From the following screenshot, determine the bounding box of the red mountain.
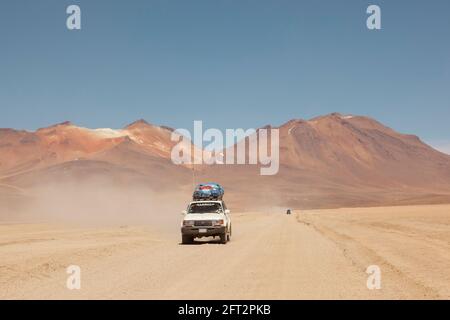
[1,113,450,211]
[198,113,450,208]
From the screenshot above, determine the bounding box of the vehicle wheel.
[219,233,227,244]
[182,235,192,244]
[227,226,232,241]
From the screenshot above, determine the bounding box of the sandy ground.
[0,204,449,300]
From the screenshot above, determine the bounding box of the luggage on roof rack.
[193,183,224,201]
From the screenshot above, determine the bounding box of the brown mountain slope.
[0,122,126,177]
[1,113,450,212]
[277,113,450,190]
[198,113,450,209]
[0,120,180,177]
[0,121,193,221]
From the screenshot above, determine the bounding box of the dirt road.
[1,205,449,299]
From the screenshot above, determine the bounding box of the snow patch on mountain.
[91,128,127,138]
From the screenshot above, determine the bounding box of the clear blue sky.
[1,0,449,151]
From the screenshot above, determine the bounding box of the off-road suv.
[181,200,232,244]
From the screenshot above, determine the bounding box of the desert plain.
[1,204,449,300]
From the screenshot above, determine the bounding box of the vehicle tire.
[182,235,192,244]
[227,226,232,242]
[219,233,227,244]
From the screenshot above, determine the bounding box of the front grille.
[194,220,213,227]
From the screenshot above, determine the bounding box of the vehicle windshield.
[188,202,222,214]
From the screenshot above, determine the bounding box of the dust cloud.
[0,178,191,234]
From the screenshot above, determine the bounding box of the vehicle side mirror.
[225,209,230,214]
[181,210,187,215]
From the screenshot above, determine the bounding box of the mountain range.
[1,113,450,211]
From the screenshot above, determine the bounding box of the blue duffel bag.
[193,183,224,201]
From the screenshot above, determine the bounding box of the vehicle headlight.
[213,219,224,226]
[183,220,195,227]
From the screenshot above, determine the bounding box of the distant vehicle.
[193,182,224,201]
[181,200,232,244]
[286,209,291,215]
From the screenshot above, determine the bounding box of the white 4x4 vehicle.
[181,201,232,244]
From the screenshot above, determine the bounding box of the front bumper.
[181,226,226,237]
